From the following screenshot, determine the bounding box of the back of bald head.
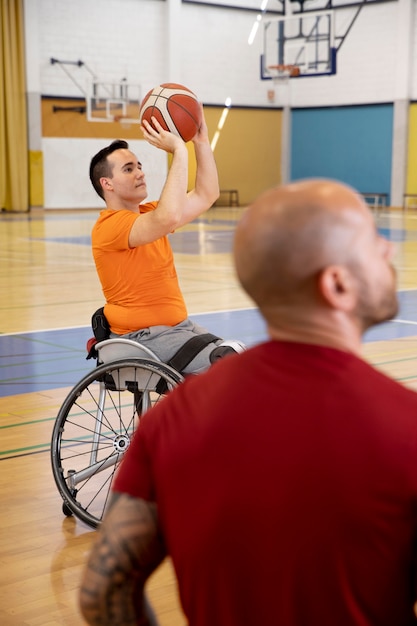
[233,179,366,309]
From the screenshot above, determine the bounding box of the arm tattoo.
[79,494,166,625]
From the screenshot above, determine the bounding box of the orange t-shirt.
[92,202,187,334]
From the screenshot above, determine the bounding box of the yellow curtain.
[0,0,29,212]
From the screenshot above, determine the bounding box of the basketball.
[139,83,202,142]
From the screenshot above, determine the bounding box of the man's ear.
[100,177,113,193]
[318,265,357,312]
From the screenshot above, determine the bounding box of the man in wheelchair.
[88,106,244,375]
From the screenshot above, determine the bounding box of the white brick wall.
[294,3,398,107]
[42,137,167,209]
[38,0,167,99]
[24,0,416,208]
[31,0,416,107]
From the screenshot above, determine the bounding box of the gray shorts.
[110,318,223,374]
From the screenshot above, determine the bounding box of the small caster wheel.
[62,501,73,517]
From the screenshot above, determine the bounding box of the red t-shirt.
[92,203,187,334]
[114,341,417,626]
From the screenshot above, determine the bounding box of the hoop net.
[268,64,300,85]
[113,114,132,129]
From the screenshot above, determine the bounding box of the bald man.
[79,180,417,626]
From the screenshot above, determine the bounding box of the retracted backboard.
[86,81,142,123]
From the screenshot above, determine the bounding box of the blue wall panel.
[291,105,393,202]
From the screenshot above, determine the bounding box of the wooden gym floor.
[1,205,417,625]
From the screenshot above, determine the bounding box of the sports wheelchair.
[51,308,240,529]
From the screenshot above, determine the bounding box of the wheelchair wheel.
[51,358,183,529]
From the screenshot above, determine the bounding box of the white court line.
[0,307,259,337]
[2,309,417,337]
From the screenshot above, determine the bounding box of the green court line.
[1,427,128,459]
[0,400,133,430]
[0,415,58,429]
[371,355,417,367]
[0,441,50,457]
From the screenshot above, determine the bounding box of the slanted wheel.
[51,358,183,528]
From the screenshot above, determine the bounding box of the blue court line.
[1,295,417,398]
[31,235,92,246]
[22,222,416,257]
[0,212,98,223]
[378,227,413,242]
[0,310,265,398]
[31,228,236,255]
[170,231,234,254]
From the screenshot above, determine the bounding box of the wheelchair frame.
[50,338,184,528]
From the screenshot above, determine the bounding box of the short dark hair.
[89,139,129,199]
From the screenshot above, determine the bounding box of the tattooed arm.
[79,492,166,625]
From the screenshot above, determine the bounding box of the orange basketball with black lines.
[139,83,202,143]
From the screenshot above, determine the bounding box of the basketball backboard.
[260,10,336,80]
[86,81,142,123]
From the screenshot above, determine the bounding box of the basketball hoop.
[268,64,300,85]
[113,114,132,129]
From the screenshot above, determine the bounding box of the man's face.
[349,206,398,330]
[103,149,147,203]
